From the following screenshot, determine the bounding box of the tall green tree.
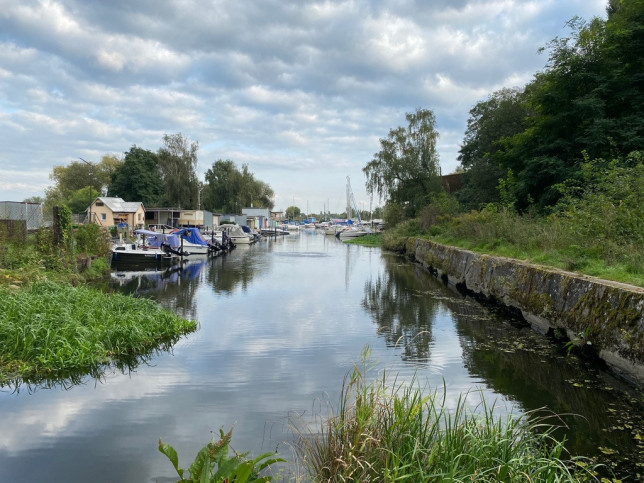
[238,164,274,209]
[491,0,644,209]
[457,88,528,208]
[157,133,199,208]
[285,206,301,219]
[44,154,123,215]
[363,108,441,217]
[202,160,274,213]
[203,160,239,213]
[108,146,164,206]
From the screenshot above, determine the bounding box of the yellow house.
[87,197,145,228]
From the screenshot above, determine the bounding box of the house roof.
[95,197,144,213]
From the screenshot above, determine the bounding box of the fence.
[0,201,44,231]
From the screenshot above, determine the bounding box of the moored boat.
[110,229,187,267]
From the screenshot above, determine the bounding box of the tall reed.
[295,351,599,482]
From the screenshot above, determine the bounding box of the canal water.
[0,231,642,481]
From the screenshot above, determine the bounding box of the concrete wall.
[396,238,644,386]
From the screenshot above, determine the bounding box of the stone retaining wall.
[398,238,644,386]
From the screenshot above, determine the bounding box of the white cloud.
[0,0,608,210]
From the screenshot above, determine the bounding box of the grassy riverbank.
[342,233,382,247]
[0,281,197,384]
[295,350,599,482]
[0,223,197,384]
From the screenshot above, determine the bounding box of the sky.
[0,0,608,215]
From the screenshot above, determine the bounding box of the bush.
[75,224,111,257]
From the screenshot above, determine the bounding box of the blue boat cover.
[174,228,210,246]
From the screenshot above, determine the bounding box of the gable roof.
[95,197,144,213]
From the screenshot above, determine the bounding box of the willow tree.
[363,108,441,218]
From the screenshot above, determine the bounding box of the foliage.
[457,1,644,210]
[74,224,111,257]
[285,206,301,220]
[44,155,122,215]
[56,205,73,250]
[554,151,644,256]
[158,133,200,209]
[386,176,643,286]
[0,281,197,382]
[457,88,527,209]
[417,191,462,232]
[64,186,96,215]
[203,159,275,213]
[363,108,442,217]
[296,348,598,482]
[159,427,283,482]
[109,146,164,206]
[382,201,406,228]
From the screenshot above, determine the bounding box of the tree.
[108,146,164,205]
[203,160,239,213]
[492,2,644,209]
[457,88,528,208]
[44,154,123,215]
[202,160,274,213]
[363,108,441,217]
[285,206,301,219]
[238,164,274,210]
[157,133,199,208]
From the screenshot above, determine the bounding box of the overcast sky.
[0,0,608,214]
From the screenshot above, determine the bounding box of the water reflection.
[364,252,644,477]
[363,258,440,363]
[0,233,641,482]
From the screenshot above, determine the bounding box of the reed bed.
[296,354,599,482]
[0,281,196,382]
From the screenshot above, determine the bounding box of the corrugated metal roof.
[97,197,143,213]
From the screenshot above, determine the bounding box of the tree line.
[365,0,643,217]
[38,133,275,216]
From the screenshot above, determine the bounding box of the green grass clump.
[296,350,598,482]
[342,234,382,247]
[0,281,197,383]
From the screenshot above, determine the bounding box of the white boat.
[218,224,252,245]
[336,226,371,240]
[324,225,344,236]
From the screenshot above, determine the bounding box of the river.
[0,230,642,481]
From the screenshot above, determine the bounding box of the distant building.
[441,173,463,194]
[145,208,214,230]
[242,207,270,229]
[88,197,145,228]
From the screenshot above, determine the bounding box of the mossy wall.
[392,237,644,386]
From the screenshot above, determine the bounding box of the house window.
[138,214,142,221]
[101,213,106,221]
[96,201,104,207]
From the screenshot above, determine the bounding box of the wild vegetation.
[0,281,196,384]
[368,1,643,287]
[295,348,600,482]
[343,233,382,247]
[0,208,197,385]
[159,427,284,483]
